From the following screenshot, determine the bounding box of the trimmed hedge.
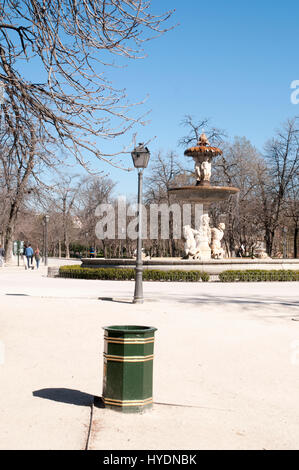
[59,266,299,282]
[59,265,210,282]
[219,269,299,282]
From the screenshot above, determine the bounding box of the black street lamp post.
[85,232,88,258]
[283,226,288,259]
[44,214,50,266]
[42,219,45,263]
[131,143,150,304]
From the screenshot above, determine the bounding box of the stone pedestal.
[254,241,270,259]
[194,204,211,261]
[196,240,211,261]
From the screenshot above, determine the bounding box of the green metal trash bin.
[102,325,157,413]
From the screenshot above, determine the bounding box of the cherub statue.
[198,214,211,243]
[183,225,200,259]
[193,157,201,185]
[193,158,212,185]
[211,223,225,259]
[191,133,212,185]
[200,161,211,182]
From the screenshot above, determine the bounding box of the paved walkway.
[0,262,299,449]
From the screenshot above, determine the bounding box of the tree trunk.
[224,239,231,258]
[3,127,36,262]
[4,221,15,262]
[294,226,298,258]
[4,201,20,262]
[265,228,274,256]
[64,220,70,258]
[172,239,176,257]
[65,238,70,258]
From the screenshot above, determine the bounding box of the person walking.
[34,247,41,269]
[22,243,27,269]
[0,244,5,267]
[25,244,34,270]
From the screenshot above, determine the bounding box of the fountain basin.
[168,185,240,203]
[81,257,299,276]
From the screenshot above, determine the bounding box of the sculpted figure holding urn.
[211,223,225,259]
[193,158,212,185]
[183,225,200,259]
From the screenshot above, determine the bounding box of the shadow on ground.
[99,297,133,304]
[5,293,29,296]
[33,388,94,406]
[168,294,299,308]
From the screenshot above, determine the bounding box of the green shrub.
[219,269,299,282]
[59,265,209,282]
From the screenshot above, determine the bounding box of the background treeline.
[1,116,298,260]
[0,4,297,260]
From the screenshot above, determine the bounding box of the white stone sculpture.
[184,216,226,261]
[253,241,270,259]
[198,214,211,241]
[194,158,201,184]
[200,161,211,182]
[183,225,200,259]
[211,223,225,259]
[193,158,212,185]
[193,214,211,260]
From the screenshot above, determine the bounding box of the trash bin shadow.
[33,388,94,406]
[99,297,156,304]
[93,396,105,408]
[99,297,133,304]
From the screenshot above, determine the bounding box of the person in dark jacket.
[25,244,34,269]
[0,244,5,267]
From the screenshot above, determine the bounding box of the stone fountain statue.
[192,133,213,186]
[211,223,225,259]
[82,128,298,276]
[183,225,200,259]
[169,133,240,260]
[195,213,212,260]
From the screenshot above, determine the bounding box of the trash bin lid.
[103,325,157,334]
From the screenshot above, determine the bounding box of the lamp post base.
[133,297,144,304]
[133,267,144,304]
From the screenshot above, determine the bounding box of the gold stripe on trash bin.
[104,353,154,363]
[102,397,153,407]
[104,336,155,344]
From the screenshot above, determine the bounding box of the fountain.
[81,133,299,276]
[168,133,239,260]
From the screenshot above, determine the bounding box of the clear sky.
[38,1,299,196]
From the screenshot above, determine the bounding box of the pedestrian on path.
[34,247,41,269]
[25,244,34,269]
[0,244,5,267]
[22,244,27,269]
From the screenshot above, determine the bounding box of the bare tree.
[285,179,299,258]
[39,175,83,258]
[144,151,183,204]
[211,137,264,255]
[0,119,52,259]
[259,118,299,255]
[77,175,116,256]
[144,151,187,256]
[0,1,173,168]
[0,84,71,260]
[0,1,173,257]
[178,115,226,148]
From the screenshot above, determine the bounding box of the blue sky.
[23,0,299,196]
[95,0,299,197]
